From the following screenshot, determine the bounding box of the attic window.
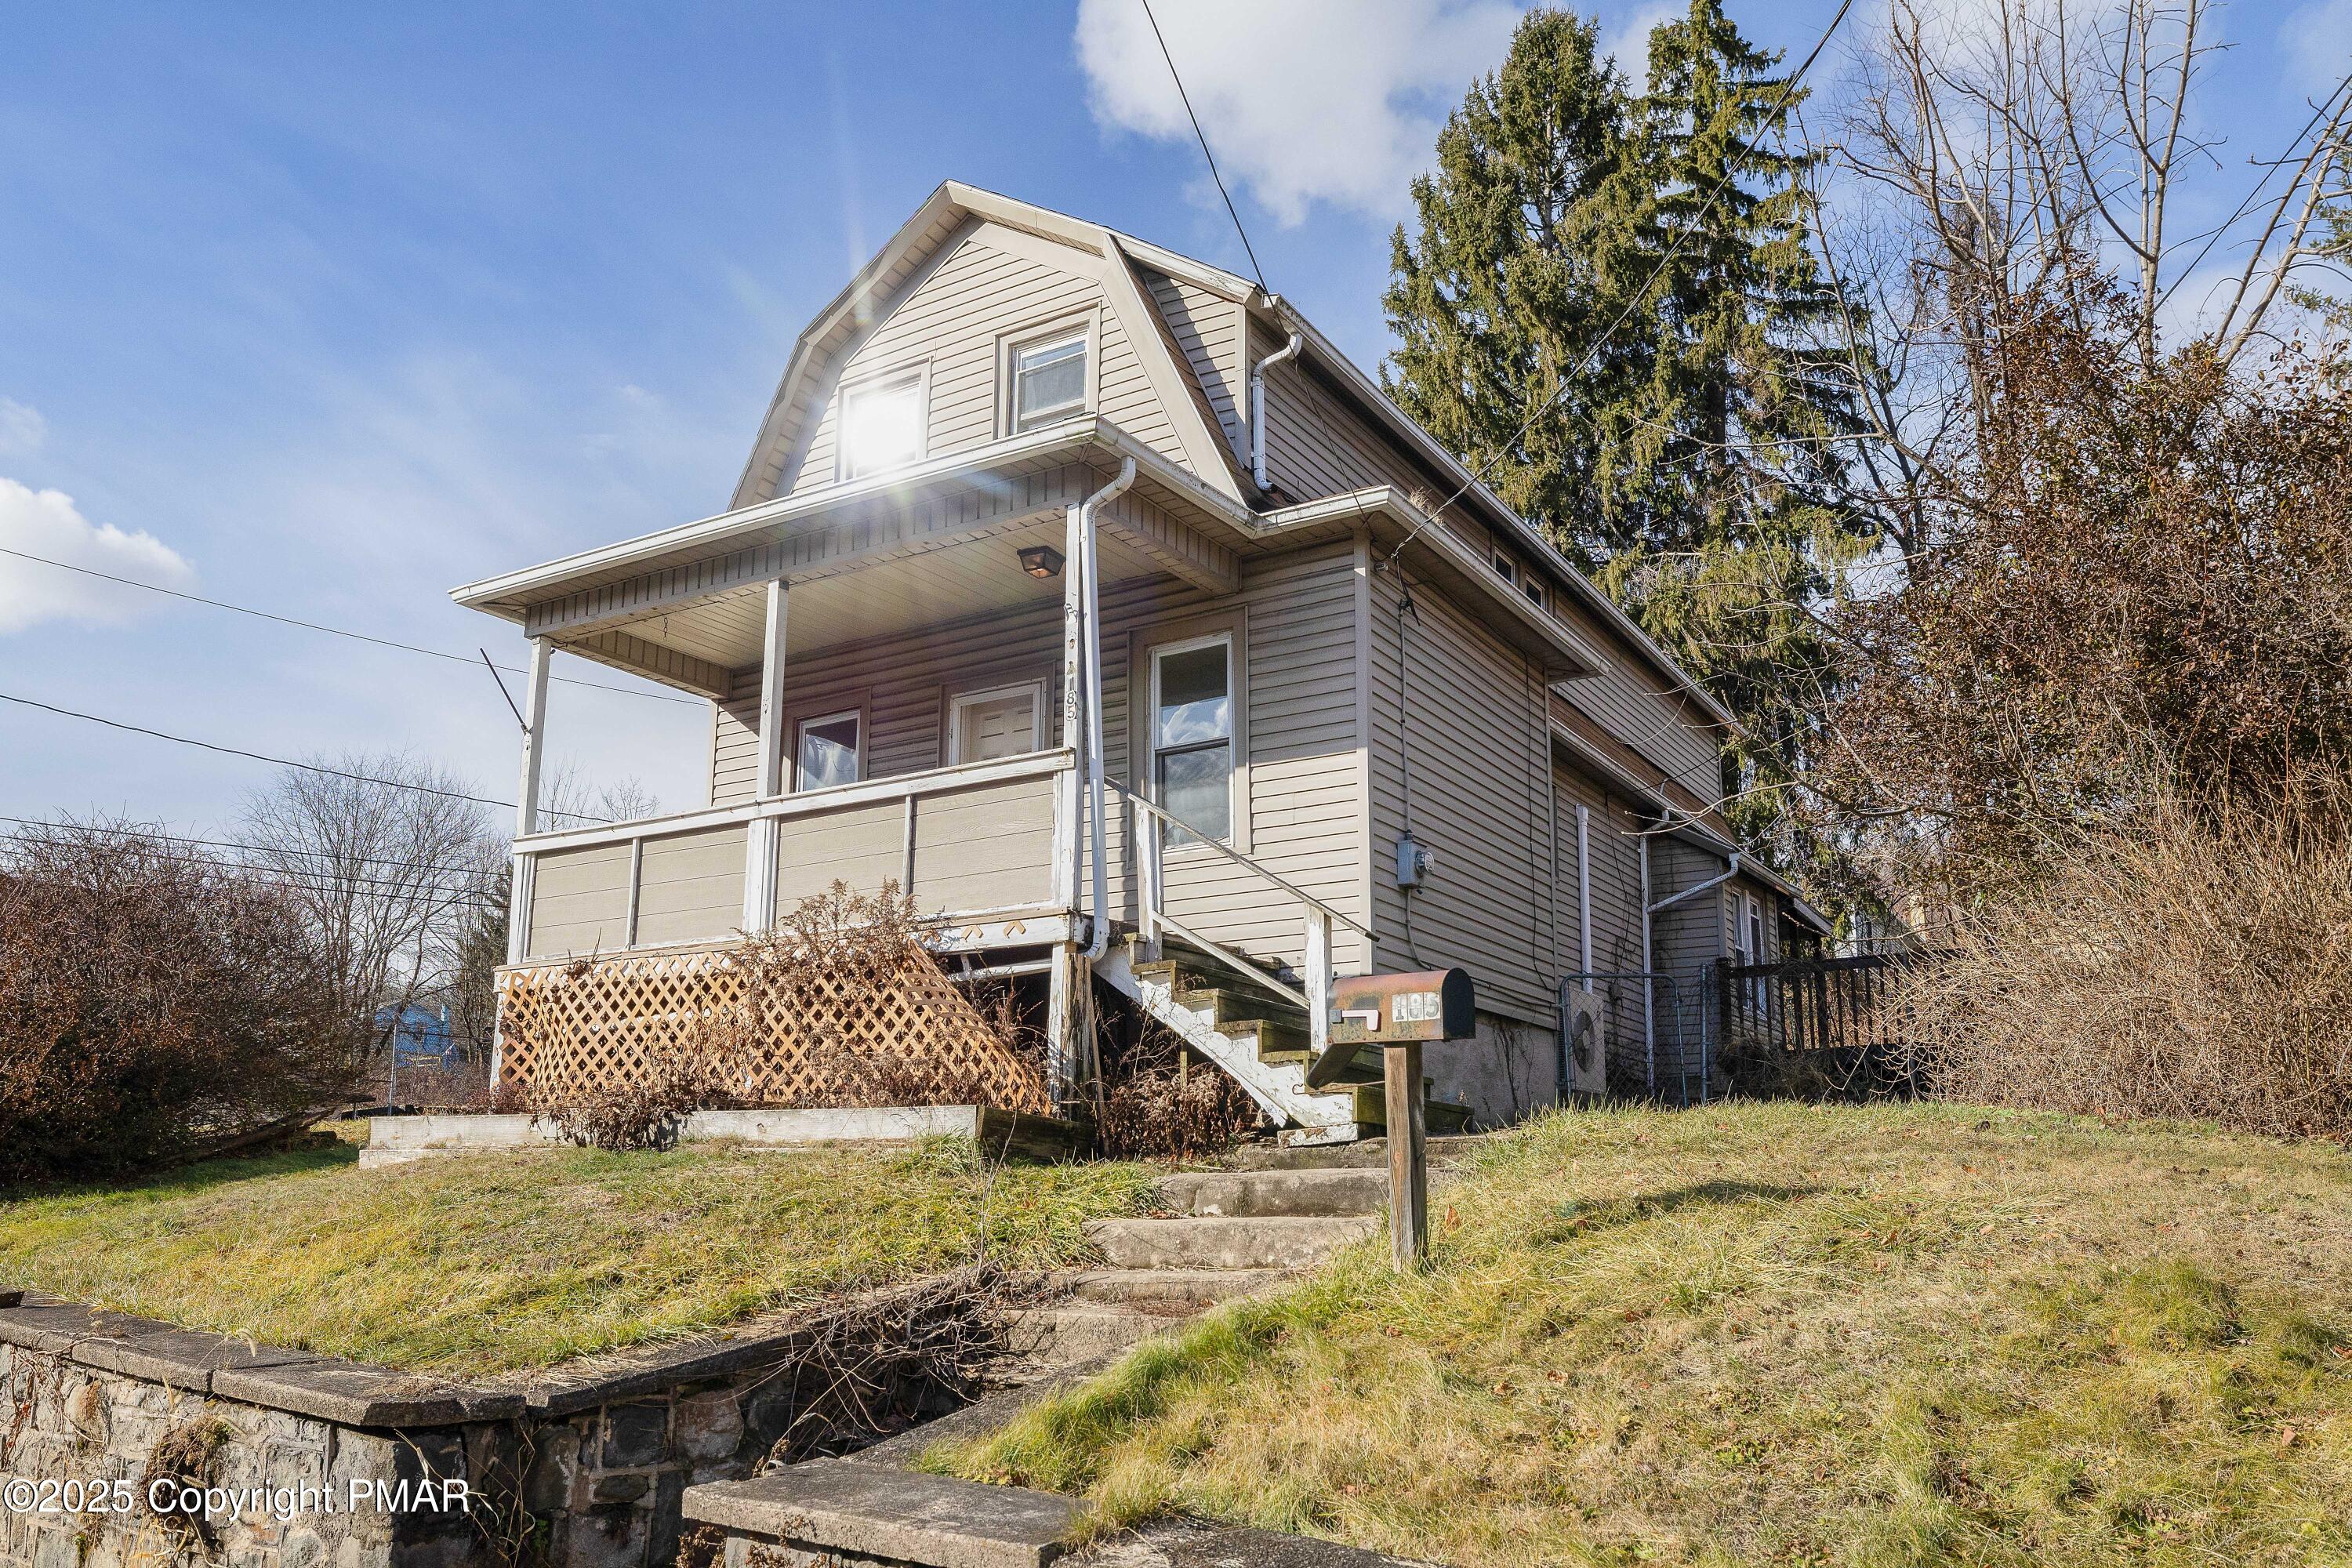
[1523,577,1546,611]
[1491,552,1516,585]
[1011,331,1088,433]
[839,371,925,481]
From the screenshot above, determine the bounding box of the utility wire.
[1138,0,1268,295]
[0,690,608,825]
[0,815,501,881]
[0,545,699,707]
[1381,0,1858,571]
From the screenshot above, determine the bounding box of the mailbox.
[1327,968,1475,1046]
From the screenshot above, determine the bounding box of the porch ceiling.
[585,514,1170,679]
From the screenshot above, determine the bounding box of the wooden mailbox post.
[1306,968,1475,1269]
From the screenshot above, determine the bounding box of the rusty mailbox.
[1327,967,1475,1047]
[1305,967,1474,1273]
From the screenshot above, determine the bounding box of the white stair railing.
[1112,782,1366,1059]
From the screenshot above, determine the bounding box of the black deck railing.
[1715,953,1927,1100]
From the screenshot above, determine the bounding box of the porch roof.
[451,421,1610,698]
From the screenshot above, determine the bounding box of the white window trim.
[834,363,930,483]
[1146,630,1240,852]
[1491,551,1517,585]
[1523,577,1547,611]
[1000,313,1099,438]
[946,680,1047,766]
[792,707,866,793]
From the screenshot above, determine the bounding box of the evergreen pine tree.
[1382,10,1635,555]
[1385,2,1871,858]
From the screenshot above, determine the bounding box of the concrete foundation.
[358,1107,1083,1168]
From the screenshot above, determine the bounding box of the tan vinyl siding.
[707,541,1370,974]
[911,774,1058,913]
[1560,660,1722,802]
[1650,835,1733,1097]
[1552,765,1653,1085]
[633,824,747,948]
[1364,562,1556,1021]
[784,230,1197,498]
[772,805,901,910]
[1146,271,1245,459]
[525,842,633,960]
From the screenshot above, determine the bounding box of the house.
[452,181,1827,1138]
[374,1004,453,1065]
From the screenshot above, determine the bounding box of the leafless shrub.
[1093,1003,1265,1161]
[1900,781,2352,1140]
[0,819,351,1184]
[519,955,750,1151]
[514,882,1049,1145]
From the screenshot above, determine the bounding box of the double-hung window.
[1150,637,1232,847]
[795,711,862,791]
[838,372,924,481]
[1010,330,1087,433]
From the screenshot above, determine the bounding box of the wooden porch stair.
[1095,936,1473,1142]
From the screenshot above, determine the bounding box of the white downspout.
[1079,458,1134,960]
[1649,854,1740,916]
[1250,331,1304,492]
[1638,833,1654,1093]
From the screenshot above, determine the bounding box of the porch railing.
[509,749,1076,964]
[1716,953,1928,1100]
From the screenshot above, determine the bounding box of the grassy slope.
[0,1136,1153,1378]
[939,1102,2352,1567]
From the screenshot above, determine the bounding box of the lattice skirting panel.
[496,945,1051,1113]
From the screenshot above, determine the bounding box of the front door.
[949,683,1041,764]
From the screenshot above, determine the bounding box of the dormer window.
[1011,330,1088,433]
[839,371,925,481]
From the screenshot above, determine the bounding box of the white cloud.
[2281,0,2352,94]
[0,478,196,633]
[0,399,46,457]
[1073,0,1526,224]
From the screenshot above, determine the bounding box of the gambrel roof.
[728,181,1738,732]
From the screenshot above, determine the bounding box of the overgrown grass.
[935,1102,2352,1566]
[0,1137,1154,1378]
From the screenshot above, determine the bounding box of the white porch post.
[743,576,788,934]
[1044,503,1088,1109]
[505,636,551,966]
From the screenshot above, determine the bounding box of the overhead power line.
[1383,0,1859,569]
[1138,0,1269,295]
[0,815,501,881]
[0,545,699,707]
[0,690,608,825]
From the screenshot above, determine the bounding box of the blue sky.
[2,0,2338,840]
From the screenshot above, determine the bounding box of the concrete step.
[1051,1267,1283,1310]
[1155,1167,1386,1218]
[1004,1305,1165,1369]
[1086,1215,1374,1271]
[1230,1134,1493,1171]
[684,1459,1075,1568]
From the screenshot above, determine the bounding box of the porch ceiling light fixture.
[1018,544,1065,579]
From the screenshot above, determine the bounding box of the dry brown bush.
[515,882,1049,1148]
[1901,784,2352,1140]
[1093,1001,1265,1161]
[0,819,351,1184]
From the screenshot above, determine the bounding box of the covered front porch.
[456,422,1351,1112]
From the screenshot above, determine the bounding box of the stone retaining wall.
[0,1288,982,1568]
